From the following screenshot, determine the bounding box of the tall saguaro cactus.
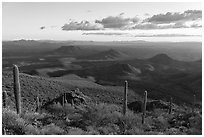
[13,65,21,115]
[192,94,196,113]
[2,91,7,108]
[169,97,173,114]
[123,80,128,115]
[142,91,147,124]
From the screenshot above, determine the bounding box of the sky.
[2,2,202,42]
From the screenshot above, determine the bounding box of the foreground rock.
[42,88,90,109]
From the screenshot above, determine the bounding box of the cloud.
[147,10,202,24]
[95,14,139,29]
[83,32,201,37]
[133,34,201,37]
[132,21,196,30]
[62,21,103,31]
[119,12,125,16]
[82,32,128,36]
[133,23,159,30]
[191,23,202,28]
[40,26,45,30]
[144,13,150,16]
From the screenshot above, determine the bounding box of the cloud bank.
[41,10,202,31]
[62,21,103,31]
[83,32,201,37]
[147,10,202,24]
[95,14,139,29]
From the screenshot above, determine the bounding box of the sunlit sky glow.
[2,2,202,42]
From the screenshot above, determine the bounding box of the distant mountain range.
[2,40,202,61]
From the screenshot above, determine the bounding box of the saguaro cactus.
[3,127,6,135]
[123,80,128,115]
[71,99,75,106]
[169,97,173,114]
[142,91,147,124]
[13,65,21,115]
[64,92,67,104]
[62,94,65,106]
[2,91,7,108]
[192,94,196,113]
[36,96,40,113]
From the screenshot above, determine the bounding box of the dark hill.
[53,46,82,55]
[148,53,174,64]
[51,46,97,57]
[82,63,142,82]
[105,63,141,76]
[81,49,128,60]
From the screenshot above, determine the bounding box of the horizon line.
[2,39,202,43]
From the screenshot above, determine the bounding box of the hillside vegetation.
[2,71,202,135]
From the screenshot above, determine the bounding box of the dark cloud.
[95,15,139,29]
[144,13,150,16]
[82,32,128,36]
[134,34,201,37]
[132,22,190,30]
[40,26,45,30]
[133,23,159,30]
[147,10,202,24]
[83,32,200,37]
[119,12,125,16]
[191,23,202,28]
[62,21,103,31]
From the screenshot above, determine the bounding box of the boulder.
[42,88,89,108]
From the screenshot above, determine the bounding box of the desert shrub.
[24,125,41,135]
[22,111,46,124]
[77,103,152,134]
[40,123,64,135]
[165,127,185,135]
[97,123,120,135]
[189,112,202,130]
[2,108,26,134]
[46,102,77,117]
[85,126,100,135]
[68,127,85,135]
[2,108,65,135]
[187,112,202,135]
[79,103,122,127]
[152,115,169,131]
[187,128,202,135]
[125,126,145,135]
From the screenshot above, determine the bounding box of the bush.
[40,123,64,135]
[2,108,26,134]
[68,127,85,135]
[2,108,64,135]
[3,101,201,135]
